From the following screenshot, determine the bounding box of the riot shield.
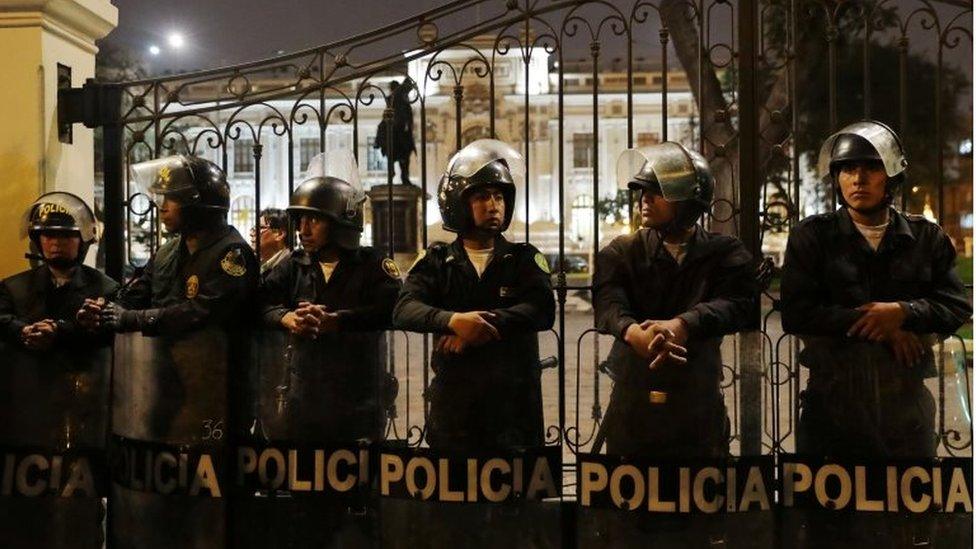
[0,341,111,549]
[379,326,564,548]
[233,326,387,548]
[779,336,973,548]
[109,327,231,549]
[574,331,775,547]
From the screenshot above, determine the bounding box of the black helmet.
[130,155,230,211]
[438,139,522,233]
[818,120,907,207]
[288,176,365,250]
[23,192,98,264]
[618,141,714,231]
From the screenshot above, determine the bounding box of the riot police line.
[0,122,971,547]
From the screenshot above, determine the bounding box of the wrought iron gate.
[63,0,972,545]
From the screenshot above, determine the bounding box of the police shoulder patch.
[220,247,247,277]
[534,252,551,274]
[408,250,427,274]
[382,258,401,279]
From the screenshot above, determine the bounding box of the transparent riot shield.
[779,336,973,548]
[109,328,231,549]
[0,340,111,549]
[572,327,775,548]
[233,322,387,548]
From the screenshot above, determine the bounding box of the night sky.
[103,0,468,74]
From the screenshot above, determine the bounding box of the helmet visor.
[617,143,700,202]
[817,121,906,180]
[130,156,199,207]
[446,139,526,189]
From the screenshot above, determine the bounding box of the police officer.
[595,142,757,458]
[90,155,258,338]
[0,192,118,549]
[781,120,971,459]
[260,171,400,442]
[393,139,555,451]
[86,155,257,549]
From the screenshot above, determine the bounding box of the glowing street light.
[148,45,161,56]
[167,32,185,49]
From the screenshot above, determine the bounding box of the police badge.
[382,258,401,279]
[220,248,247,277]
[185,275,200,298]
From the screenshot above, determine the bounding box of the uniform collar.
[449,234,514,260]
[837,207,915,247]
[32,264,86,292]
[644,224,719,264]
[292,247,363,266]
[178,224,233,256]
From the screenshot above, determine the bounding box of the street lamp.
[167,32,185,49]
[148,45,161,56]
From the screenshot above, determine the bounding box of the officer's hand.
[100,302,140,333]
[847,302,906,342]
[76,297,105,331]
[285,303,323,338]
[885,329,926,368]
[644,319,688,369]
[281,311,302,334]
[647,332,688,370]
[655,318,689,347]
[624,322,656,359]
[436,335,467,354]
[22,320,57,350]
[448,311,500,346]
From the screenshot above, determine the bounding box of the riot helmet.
[438,139,523,233]
[817,120,907,208]
[290,150,366,251]
[288,176,365,251]
[130,155,231,211]
[617,141,714,232]
[22,192,98,265]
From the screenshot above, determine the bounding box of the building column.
[0,0,117,277]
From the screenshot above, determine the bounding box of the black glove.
[100,302,152,333]
[756,257,775,293]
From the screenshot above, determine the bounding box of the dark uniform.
[595,225,756,457]
[395,236,554,450]
[781,207,971,458]
[117,224,257,337]
[0,193,118,549]
[259,246,401,441]
[0,265,118,445]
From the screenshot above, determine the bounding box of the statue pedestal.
[367,184,425,267]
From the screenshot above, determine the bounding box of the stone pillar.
[0,0,117,277]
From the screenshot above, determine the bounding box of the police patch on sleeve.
[382,258,401,279]
[408,250,426,274]
[534,252,551,274]
[220,248,248,277]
